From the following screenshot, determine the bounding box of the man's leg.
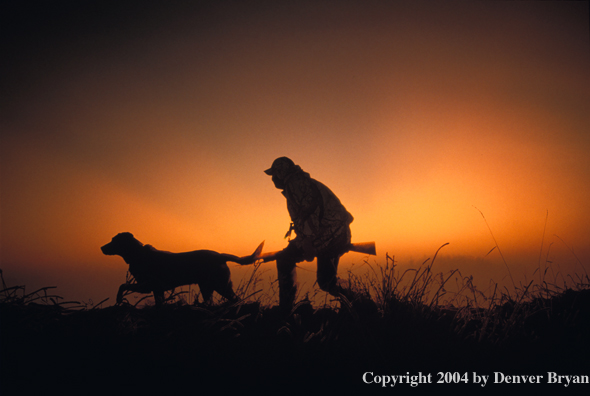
[316,255,340,296]
[275,241,304,312]
[316,226,354,298]
[276,257,297,312]
[317,255,356,301]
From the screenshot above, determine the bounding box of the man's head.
[265,157,296,189]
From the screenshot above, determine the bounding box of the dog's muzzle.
[101,243,115,255]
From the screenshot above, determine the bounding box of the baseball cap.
[264,157,295,175]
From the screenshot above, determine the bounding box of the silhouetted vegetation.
[1,252,589,393]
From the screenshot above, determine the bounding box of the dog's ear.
[115,232,143,248]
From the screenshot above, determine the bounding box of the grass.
[1,245,589,393]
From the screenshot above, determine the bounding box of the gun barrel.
[257,241,376,262]
[258,251,282,262]
[349,242,376,256]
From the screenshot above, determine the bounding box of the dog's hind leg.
[217,281,238,303]
[153,290,165,306]
[213,264,238,302]
[199,284,214,304]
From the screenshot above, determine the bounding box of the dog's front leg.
[116,283,151,304]
[116,283,131,305]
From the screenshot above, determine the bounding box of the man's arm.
[287,178,323,237]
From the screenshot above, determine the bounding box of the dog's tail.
[224,241,265,265]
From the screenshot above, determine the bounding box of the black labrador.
[101,232,263,305]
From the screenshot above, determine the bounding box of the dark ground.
[1,289,589,395]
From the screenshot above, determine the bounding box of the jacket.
[281,166,353,253]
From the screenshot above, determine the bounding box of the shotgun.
[257,241,376,262]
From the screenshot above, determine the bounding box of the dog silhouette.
[101,232,263,305]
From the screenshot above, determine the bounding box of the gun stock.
[257,241,376,263]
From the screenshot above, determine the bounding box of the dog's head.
[101,232,143,258]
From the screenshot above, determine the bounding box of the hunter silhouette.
[264,157,355,312]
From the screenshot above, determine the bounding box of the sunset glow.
[2,1,589,304]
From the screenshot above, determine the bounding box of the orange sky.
[2,1,589,305]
